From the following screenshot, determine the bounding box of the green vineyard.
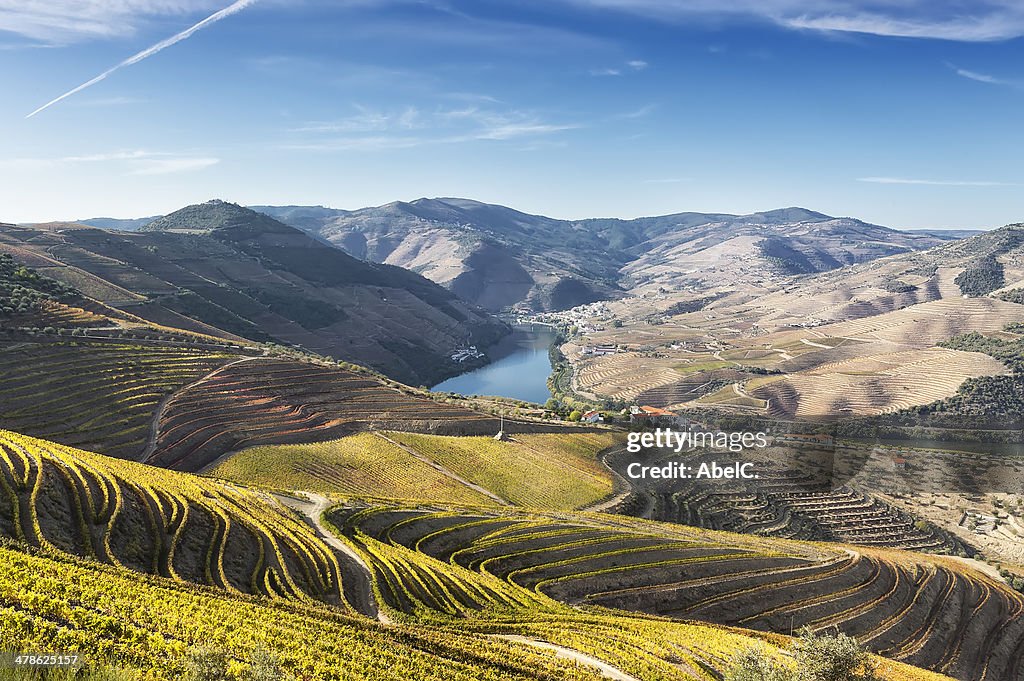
[0,341,234,459]
[212,431,621,510]
[0,429,958,681]
[0,430,343,603]
[336,503,1024,681]
[208,432,497,505]
[147,358,505,471]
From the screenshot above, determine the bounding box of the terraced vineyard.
[574,352,683,401]
[0,543,620,681]
[3,298,111,328]
[338,503,1024,681]
[0,341,235,458]
[813,298,1024,348]
[383,432,619,509]
[146,358,506,471]
[0,538,955,681]
[213,432,621,510]
[208,432,497,505]
[656,478,967,553]
[0,430,346,603]
[0,432,954,681]
[752,348,1007,418]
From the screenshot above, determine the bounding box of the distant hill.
[734,222,1024,328]
[78,215,160,231]
[76,200,954,312]
[253,200,947,311]
[905,228,987,240]
[0,200,508,385]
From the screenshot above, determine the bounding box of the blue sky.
[1,1,1022,229]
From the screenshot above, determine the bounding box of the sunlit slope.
[0,341,235,459]
[148,357,504,472]
[0,541,955,681]
[337,503,1024,681]
[212,431,622,510]
[0,544,616,681]
[0,432,951,681]
[207,432,496,505]
[0,430,344,603]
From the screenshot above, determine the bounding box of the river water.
[432,326,556,404]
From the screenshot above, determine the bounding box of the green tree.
[726,630,879,681]
[725,645,794,681]
[185,649,229,681]
[792,629,878,681]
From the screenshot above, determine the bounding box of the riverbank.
[432,325,558,404]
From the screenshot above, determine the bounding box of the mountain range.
[82,199,953,312]
[1,201,506,385]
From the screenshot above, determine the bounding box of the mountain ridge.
[0,201,509,385]
[76,198,954,312]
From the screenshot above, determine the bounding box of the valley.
[1,201,1022,681]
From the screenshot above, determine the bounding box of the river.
[432,326,556,404]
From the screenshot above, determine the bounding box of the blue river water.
[431,326,556,404]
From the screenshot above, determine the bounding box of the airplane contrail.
[26,0,259,119]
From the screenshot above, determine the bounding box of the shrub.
[726,630,878,681]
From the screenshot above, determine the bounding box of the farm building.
[629,405,678,426]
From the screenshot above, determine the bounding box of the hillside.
[0,429,960,681]
[248,201,947,311]
[565,223,1024,421]
[0,430,347,603]
[1,201,509,385]
[209,431,622,509]
[74,200,948,313]
[336,502,1022,681]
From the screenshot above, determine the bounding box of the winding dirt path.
[490,635,640,681]
[273,491,392,624]
[583,445,633,513]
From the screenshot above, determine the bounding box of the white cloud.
[945,63,1021,88]
[130,157,220,174]
[954,68,1001,84]
[560,1,1024,42]
[0,1,229,44]
[0,150,219,175]
[643,177,690,184]
[25,0,258,117]
[591,59,649,77]
[857,177,1018,187]
[285,105,581,152]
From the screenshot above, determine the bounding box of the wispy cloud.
[25,0,258,118]
[561,1,1024,42]
[857,176,1019,187]
[0,1,238,44]
[285,105,581,152]
[643,177,690,184]
[954,68,1001,84]
[616,104,656,119]
[945,62,1021,88]
[591,59,650,77]
[130,157,220,175]
[0,150,219,175]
